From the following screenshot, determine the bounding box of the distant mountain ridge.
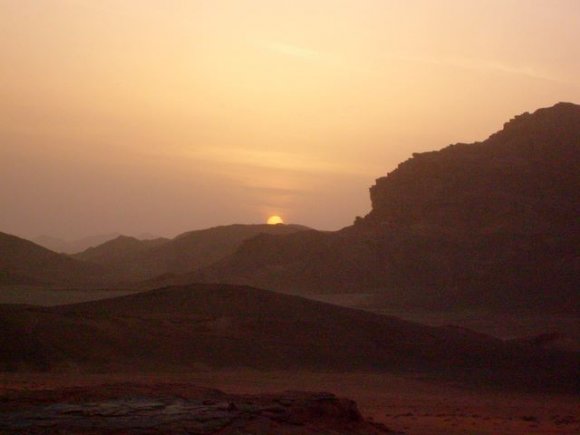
[74,224,311,282]
[74,235,169,267]
[0,232,104,286]
[188,103,580,313]
[33,233,123,254]
[1,224,311,287]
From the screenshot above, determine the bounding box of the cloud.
[398,54,570,84]
[188,147,365,176]
[256,39,374,75]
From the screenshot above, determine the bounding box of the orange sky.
[1,0,579,239]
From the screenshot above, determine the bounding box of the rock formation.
[0,383,395,434]
[363,102,579,233]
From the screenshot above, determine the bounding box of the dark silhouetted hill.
[75,224,310,282]
[33,233,123,254]
[364,102,579,232]
[0,283,576,391]
[189,103,580,313]
[0,232,105,286]
[75,235,169,268]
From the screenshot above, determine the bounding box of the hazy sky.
[1,0,579,239]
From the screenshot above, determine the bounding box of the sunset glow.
[266,215,284,225]
[1,0,579,239]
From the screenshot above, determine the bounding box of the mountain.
[0,232,104,286]
[75,224,310,282]
[364,102,579,232]
[33,233,123,254]
[31,235,71,254]
[74,235,169,268]
[0,283,576,390]
[188,103,580,313]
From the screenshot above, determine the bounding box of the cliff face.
[364,102,580,234]
[357,102,580,310]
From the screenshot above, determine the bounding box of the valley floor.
[1,370,578,434]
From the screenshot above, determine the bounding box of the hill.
[33,233,123,254]
[0,232,104,286]
[75,224,310,282]
[74,235,169,270]
[0,283,576,390]
[188,103,580,313]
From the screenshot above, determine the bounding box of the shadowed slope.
[0,232,104,286]
[74,224,310,282]
[74,236,169,269]
[33,233,123,254]
[0,284,576,391]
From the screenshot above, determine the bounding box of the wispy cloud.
[185,146,366,176]
[256,39,374,75]
[256,39,570,85]
[398,54,570,84]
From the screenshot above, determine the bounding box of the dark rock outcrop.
[364,102,579,233]
[0,383,395,434]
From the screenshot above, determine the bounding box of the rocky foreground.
[0,382,395,434]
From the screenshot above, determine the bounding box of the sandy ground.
[1,370,578,434]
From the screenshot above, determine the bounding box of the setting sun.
[266,215,284,225]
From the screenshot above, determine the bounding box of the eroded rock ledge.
[0,382,397,434]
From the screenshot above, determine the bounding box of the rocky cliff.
[363,102,579,234]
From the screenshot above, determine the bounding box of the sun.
[266,215,284,225]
